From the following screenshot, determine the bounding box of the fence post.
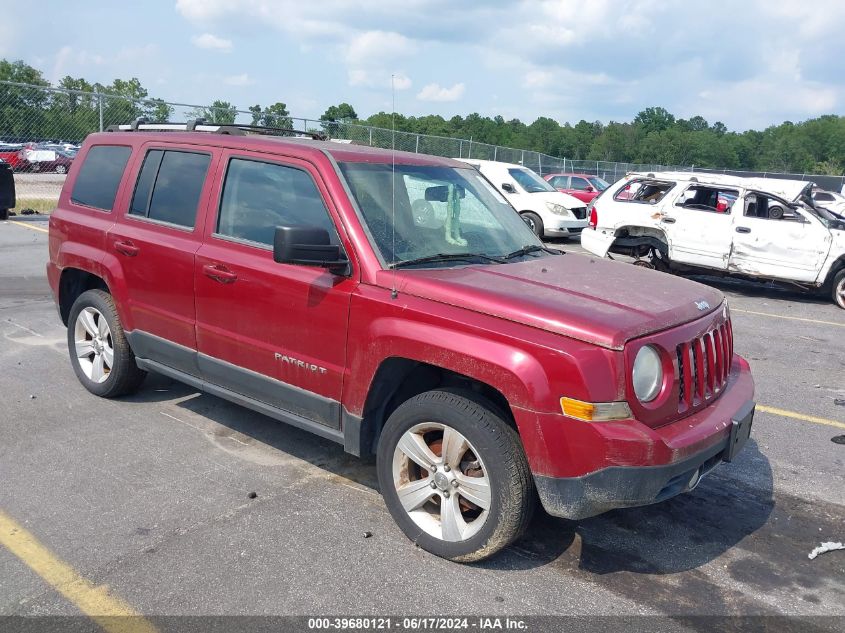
[98,94,104,132]
[521,150,525,165]
[539,154,542,175]
[468,137,472,159]
[415,134,420,153]
[494,146,497,161]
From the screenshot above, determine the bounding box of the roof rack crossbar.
[105,121,326,140]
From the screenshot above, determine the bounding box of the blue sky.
[2,0,844,130]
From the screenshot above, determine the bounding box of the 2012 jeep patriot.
[48,122,755,562]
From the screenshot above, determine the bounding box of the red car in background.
[0,144,25,171]
[545,172,610,203]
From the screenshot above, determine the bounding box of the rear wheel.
[521,211,544,237]
[377,390,535,562]
[55,164,67,174]
[832,270,845,310]
[67,289,146,397]
[0,208,8,221]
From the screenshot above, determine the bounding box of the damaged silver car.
[581,172,845,309]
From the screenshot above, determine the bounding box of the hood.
[382,255,724,350]
[530,190,585,209]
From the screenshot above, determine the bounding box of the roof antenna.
[390,74,398,300]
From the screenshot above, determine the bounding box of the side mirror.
[585,185,594,193]
[273,226,349,274]
[502,183,516,194]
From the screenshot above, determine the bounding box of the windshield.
[338,162,544,267]
[508,168,556,193]
[588,176,610,191]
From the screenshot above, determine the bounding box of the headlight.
[545,202,571,216]
[632,345,663,402]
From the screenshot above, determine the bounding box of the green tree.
[188,100,238,124]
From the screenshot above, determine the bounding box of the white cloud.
[191,33,232,52]
[224,73,254,86]
[348,70,412,91]
[346,30,415,65]
[417,82,465,102]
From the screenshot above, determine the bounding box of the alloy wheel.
[73,307,114,383]
[392,422,491,542]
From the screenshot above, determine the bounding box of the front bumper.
[545,218,588,238]
[518,357,755,520]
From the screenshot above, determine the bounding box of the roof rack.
[105,118,327,140]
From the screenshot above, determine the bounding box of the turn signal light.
[560,397,632,422]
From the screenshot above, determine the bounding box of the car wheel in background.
[67,289,146,397]
[377,389,535,562]
[55,164,67,174]
[832,270,845,310]
[521,211,544,237]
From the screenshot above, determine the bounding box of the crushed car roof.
[627,171,813,201]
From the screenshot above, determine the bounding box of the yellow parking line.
[758,405,845,430]
[732,308,844,328]
[0,510,158,633]
[8,219,49,234]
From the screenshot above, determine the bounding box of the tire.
[521,211,544,238]
[0,208,8,221]
[769,205,784,220]
[377,389,535,562]
[55,164,67,174]
[832,270,845,310]
[67,289,146,397]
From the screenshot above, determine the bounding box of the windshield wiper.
[389,252,506,269]
[502,244,560,260]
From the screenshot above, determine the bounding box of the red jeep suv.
[47,122,755,562]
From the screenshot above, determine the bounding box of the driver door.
[729,192,831,282]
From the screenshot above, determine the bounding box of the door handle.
[661,217,676,224]
[114,240,139,257]
[203,264,238,284]
[735,227,751,234]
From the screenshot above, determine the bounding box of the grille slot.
[572,207,587,219]
[676,319,732,413]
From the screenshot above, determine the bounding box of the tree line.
[2,59,843,175]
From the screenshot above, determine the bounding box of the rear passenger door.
[108,145,217,376]
[194,151,355,430]
[662,184,737,270]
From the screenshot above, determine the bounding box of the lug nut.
[443,491,450,498]
[430,465,437,472]
[443,465,451,472]
[451,479,459,487]
[430,481,437,489]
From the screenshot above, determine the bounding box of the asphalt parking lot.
[1,218,843,629]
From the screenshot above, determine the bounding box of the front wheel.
[521,211,544,237]
[55,164,67,174]
[377,390,535,562]
[832,270,845,309]
[67,289,146,397]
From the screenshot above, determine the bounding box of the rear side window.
[216,158,338,246]
[129,150,210,228]
[614,179,675,204]
[71,145,132,211]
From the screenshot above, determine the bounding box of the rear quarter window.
[614,179,675,204]
[71,145,132,211]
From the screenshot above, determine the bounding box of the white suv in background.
[581,171,845,309]
[456,159,588,239]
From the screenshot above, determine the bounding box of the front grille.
[572,206,587,219]
[676,319,733,413]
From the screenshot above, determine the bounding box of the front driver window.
[216,158,339,246]
[743,193,803,222]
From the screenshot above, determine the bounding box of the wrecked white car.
[581,172,845,309]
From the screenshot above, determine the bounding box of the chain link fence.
[2,80,843,213]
